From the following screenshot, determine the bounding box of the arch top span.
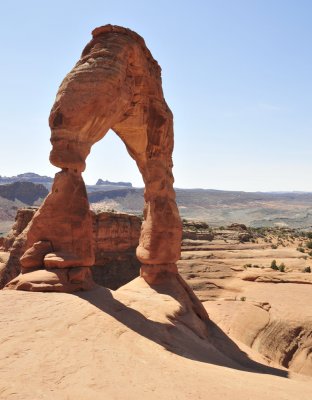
[90,24,162,74]
[9,25,184,291]
[49,24,167,173]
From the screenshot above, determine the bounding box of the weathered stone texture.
[1,208,36,251]
[91,211,141,289]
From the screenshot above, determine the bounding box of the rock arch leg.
[137,153,182,283]
[113,102,182,284]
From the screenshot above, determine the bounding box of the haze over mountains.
[1,172,312,233]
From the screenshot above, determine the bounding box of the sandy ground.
[0,277,311,400]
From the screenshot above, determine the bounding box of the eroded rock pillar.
[7,168,95,292]
[135,135,182,283]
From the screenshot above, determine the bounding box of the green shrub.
[306,240,312,249]
[297,247,305,253]
[240,296,246,301]
[271,244,278,249]
[271,260,278,270]
[303,266,311,273]
[279,263,286,272]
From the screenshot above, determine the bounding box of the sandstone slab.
[5,267,94,292]
[0,280,311,399]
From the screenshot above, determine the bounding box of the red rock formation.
[0,208,37,288]
[91,211,141,289]
[2,208,36,251]
[25,170,95,269]
[6,25,194,295]
[48,24,182,272]
[93,211,141,253]
[1,208,142,289]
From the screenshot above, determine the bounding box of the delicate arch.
[17,25,182,287]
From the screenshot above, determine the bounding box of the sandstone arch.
[8,25,184,291]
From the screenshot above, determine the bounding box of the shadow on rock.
[77,283,288,379]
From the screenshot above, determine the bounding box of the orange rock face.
[93,211,141,254]
[1,208,35,252]
[91,211,141,289]
[25,170,95,267]
[1,208,142,290]
[7,24,183,291]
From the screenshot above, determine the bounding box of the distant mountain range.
[0,173,53,186]
[88,187,312,229]
[1,172,312,232]
[0,173,133,191]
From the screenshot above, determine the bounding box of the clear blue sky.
[0,0,311,191]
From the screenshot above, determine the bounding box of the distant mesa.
[96,178,132,187]
[0,172,53,185]
[0,182,48,205]
[88,188,138,203]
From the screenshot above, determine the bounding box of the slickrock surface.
[205,284,312,376]
[178,227,312,376]
[5,267,95,292]
[0,278,311,400]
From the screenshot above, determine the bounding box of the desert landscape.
[3,173,312,236]
[0,207,311,399]
[1,2,311,399]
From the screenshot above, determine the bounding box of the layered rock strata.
[91,211,141,289]
[1,208,141,290]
